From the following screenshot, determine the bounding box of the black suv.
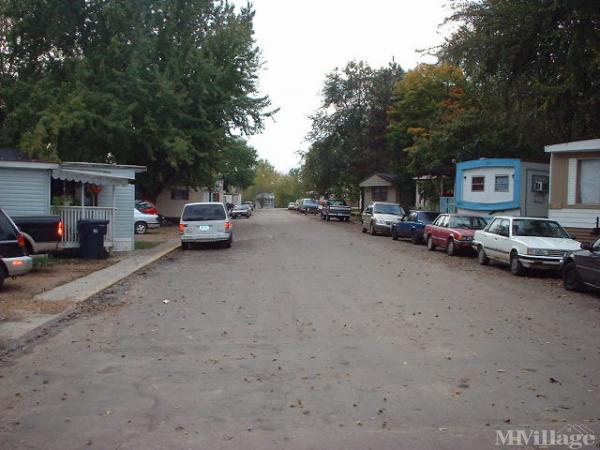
[562,238,600,292]
[0,209,33,289]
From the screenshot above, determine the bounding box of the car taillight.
[57,220,64,238]
[178,223,186,234]
[17,233,25,248]
[224,221,231,230]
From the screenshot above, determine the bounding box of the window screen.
[495,175,509,192]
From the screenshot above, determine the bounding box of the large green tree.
[0,0,272,196]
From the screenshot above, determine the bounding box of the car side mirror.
[581,242,593,251]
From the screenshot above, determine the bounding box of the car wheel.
[369,222,377,236]
[427,236,436,251]
[446,239,456,256]
[181,242,191,250]
[0,268,5,289]
[563,262,584,291]
[477,246,489,265]
[411,232,420,245]
[225,237,232,248]
[392,229,398,240]
[135,221,147,234]
[510,252,525,276]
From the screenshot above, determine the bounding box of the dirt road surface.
[1,209,599,449]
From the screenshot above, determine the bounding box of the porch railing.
[51,206,116,248]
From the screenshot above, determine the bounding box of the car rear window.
[182,204,226,221]
[0,210,18,241]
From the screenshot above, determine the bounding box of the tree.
[301,61,404,199]
[439,0,600,150]
[0,0,273,196]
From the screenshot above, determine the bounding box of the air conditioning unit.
[534,180,548,193]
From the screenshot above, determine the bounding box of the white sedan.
[473,216,581,275]
[134,208,160,234]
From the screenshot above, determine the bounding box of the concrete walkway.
[1,239,179,351]
[35,239,180,302]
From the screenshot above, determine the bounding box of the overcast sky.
[234,0,452,173]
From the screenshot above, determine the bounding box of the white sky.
[235,0,452,173]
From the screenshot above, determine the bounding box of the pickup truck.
[320,200,351,222]
[11,215,63,254]
[0,209,33,289]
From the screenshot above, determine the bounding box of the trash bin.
[77,219,109,259]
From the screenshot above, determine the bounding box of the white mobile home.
[0,149,145,251]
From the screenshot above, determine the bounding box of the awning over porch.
[51,168,132,186]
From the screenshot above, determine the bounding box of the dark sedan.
[562,238,600,291]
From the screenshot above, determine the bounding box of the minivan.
[179,202,233,249]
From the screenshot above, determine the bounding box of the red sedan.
[424,214,489,256]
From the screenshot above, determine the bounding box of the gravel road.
[0,209,599,449]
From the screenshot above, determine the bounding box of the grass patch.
[135,241,161,250]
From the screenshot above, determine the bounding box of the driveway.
[0,209,598,449]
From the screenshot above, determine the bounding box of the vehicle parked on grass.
[179,202,232,249]
[0,209,33,289]
[134,208,160,234]
[561,238,600,292]
[231,204,252,219]
[473,216,581,275]
[11,215,63,254]
[320,199,351,222]
[424,214,488,256]
[298,198,319,215]
[361,202,405,236]
[392,210,439,244]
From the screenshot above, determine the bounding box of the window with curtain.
[372,186,388,201]
[578,159,600,204]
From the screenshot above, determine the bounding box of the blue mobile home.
[455,159,549,217]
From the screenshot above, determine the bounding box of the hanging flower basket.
[87,184,103,195]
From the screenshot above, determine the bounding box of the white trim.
[545,139,600,153]
[0,161,58,169]
[52,168,132,186]
[567,158,577,205]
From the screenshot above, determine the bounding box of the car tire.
[411,232,420,245]
[370,222,377,236]
[477,246,489,265]
[135,221,147,235]
[427,236,436,251]
[392,229,398,240]
[510,252,525,276]
[225,237,232,248]
[446,239,456,256]
[0,268,5,290]
[563,262,584,291]
[181,242,191,250]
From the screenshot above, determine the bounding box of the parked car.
[392,211,439,244]
[298,198,319,215]
[424,214,488,255]
[134,208,160,234]
[244,201,255,211]
[320,199,351,222]
[11,215,64,254]
[0,209,33,289]
[179,202,233,249]
[561,238,600,291]
[135,200,159,215]
[361,202,405,236]
[473,216,581,275]
[231,204,252,219]
[287,202,296,210]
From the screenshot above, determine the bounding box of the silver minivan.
[179,202,233,249]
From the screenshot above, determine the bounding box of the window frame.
[471,176,485,192]
[576,158,600,205]
[371,186,388,202]
[494,175,509,192]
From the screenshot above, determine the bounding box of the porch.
[51,206,116,249]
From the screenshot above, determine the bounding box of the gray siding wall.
[97,168,136,251]
[0,168,50,216]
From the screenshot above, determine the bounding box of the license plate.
[198,225,210,231]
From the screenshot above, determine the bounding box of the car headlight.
[375,218,386,224]
[459,236,473,241]
[527,248,550,256]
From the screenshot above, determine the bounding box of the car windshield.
[182,204,226,221]
[329,200,346,206]
[418,212,439,223]
[512,219,570,238]
[448,216,488,230]
[374,204,404,215]
[136,201,153,209]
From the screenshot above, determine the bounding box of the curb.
[0,240,180,355]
